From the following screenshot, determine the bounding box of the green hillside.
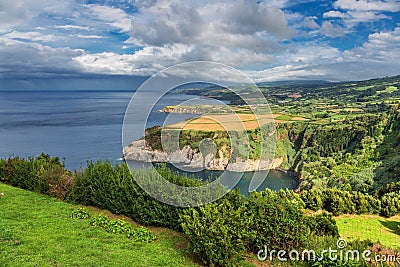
[0,183,197,267]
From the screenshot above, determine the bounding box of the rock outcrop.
[123,140,284,172]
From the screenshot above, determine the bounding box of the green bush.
[301,190,323,211]
[380,194,400,217]
[180,198,254,267]
[300,189,383,216]
[72,161,208,230]
[305,212,339,237]
[247,190,309,252]
[0,154,72,199]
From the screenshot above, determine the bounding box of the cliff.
[123,140,284,172]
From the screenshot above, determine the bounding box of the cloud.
[74,44,191,76]
[333,0,400,12]
[0,0,74,31]
[54,25,91,31]
[345,27,400,62]
[0,0,399,82]
[223,2,293,38]
[0,37,83,78]
[252,27,400,82]
[3,30,61,42]
[86,4,133,32]
[323,10,349,19]
[321,21,346,37]
[127,0,292,68]
[322,0,399,28]
[303,16,319,29]
[75,34,106,39]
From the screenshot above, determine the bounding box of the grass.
[0,183,198,267]
[336,215,400,249]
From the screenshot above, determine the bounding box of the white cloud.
[86,4,133,32]
[321,21,346,37]
[75,34,106,39]
[323,10,349,19]
[322,0,399,28]
[303,16,319,29]
[0,0,74,31]
[0,0,398,82]
[346,10,389,23]
[252,27,400,82]
[54,25,91,31]
[334,0,400,12]
[345,27,400,62]
[74,44,191,76]
[3,30,61,42]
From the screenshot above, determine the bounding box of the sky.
[0,0,399,88]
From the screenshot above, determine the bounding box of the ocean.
[0,89,297,192]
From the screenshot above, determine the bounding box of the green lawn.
[336,215,400,249]
[0,183,198,267]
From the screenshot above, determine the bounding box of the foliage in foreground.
[1,155,399,266]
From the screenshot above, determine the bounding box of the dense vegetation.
[1,155,399,266]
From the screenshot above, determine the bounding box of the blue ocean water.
[0,90,195,170]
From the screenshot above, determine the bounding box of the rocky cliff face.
[123,140,284,172]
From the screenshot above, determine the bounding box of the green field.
[336,215,400,249]
[0,183,198,267]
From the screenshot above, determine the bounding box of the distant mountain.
[257,79,333,87]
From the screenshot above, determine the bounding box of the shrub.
[247,190,309,252]
[72,161,185,229]
[380,194,400,217]
[0,154,72,198]
[305,212,339,237]
[301,189,323,211]
[180,198,254,267]
[72,161,224,230]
